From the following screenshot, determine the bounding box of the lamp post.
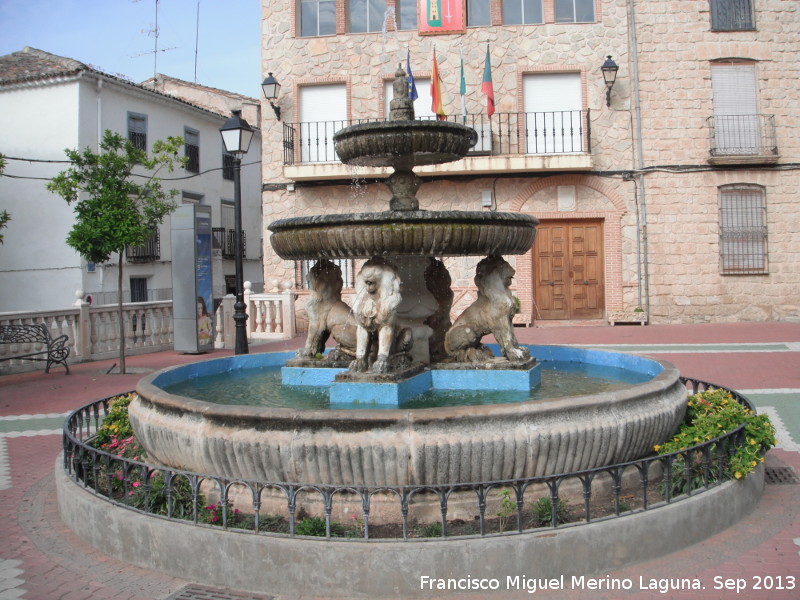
[219,110,254,354]
[601,55,619,108]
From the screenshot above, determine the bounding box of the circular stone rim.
[268,210,539,259]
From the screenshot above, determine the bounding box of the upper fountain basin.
[268,210,539,260]
[333,119,479,168]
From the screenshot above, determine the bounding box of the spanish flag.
[431,49,446,120]
[481,44,495,117]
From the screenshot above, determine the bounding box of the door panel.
[533,221,604,320]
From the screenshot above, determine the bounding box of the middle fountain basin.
[130,346,687,487]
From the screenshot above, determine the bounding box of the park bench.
[0,324,70,374]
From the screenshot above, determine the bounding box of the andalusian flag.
[431,49,446,120]
[407,48,418,101]
[459,48,467,124]
[481,44,495,117]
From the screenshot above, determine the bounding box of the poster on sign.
[419,0,465,34]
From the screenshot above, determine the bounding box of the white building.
[0,47,263,312]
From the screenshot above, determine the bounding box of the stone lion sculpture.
[349,257,412,374]
[444,255,531,363]
[295,260,357,362]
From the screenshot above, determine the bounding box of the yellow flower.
[734,472,742,479]
[749,439,757,446]
[751,461,757,467]
[654,445,661,452]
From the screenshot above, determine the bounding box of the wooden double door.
[533,220,605,320]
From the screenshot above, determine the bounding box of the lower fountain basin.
[268,210,539,260]
[130,346,687,487]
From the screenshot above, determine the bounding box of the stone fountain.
[130,67,686,490]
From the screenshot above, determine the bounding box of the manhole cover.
[765,466,800,485]
[167,584,275,600]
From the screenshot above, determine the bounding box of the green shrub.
[655,388,776,494]
[530,496,569,527]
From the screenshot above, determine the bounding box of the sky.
[0,0,262,98]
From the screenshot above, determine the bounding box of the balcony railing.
[282,111,591,166]
[126,231,160,263]
[212,227,246,259]
[707,114,778,162]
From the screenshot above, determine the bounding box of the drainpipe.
[96,78,103,150]
[628,0,650,316]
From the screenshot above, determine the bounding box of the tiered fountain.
[130,67,686,490]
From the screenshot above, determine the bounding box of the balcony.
[212,227,246,259]
[282,111,593,181]
[126,231,160,263]
[707,114,779,166]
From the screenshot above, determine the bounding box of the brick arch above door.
[508,175,627,321]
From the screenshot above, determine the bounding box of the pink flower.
[132,481,140,488]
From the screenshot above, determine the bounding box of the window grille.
[720,186,768,275]
[128,113,147,151]
[295,259,355,290]
[185,128,200,173]
[130,277,149,303]
[222,152,234,180]
[711,0,754,31]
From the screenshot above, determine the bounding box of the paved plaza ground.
[1,322,798,600]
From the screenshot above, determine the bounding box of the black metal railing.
[212,227,246,259]
[707,114,778,158]
[282,110,591,165]
[125,231,160,263]
[62,377,761,542]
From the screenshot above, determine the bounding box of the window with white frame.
[711,62,760,155]
[710,0,754,31]
[396,0,417,30]
[348,0,386,33]
[300,0,336,36]
[554,0,594,23]
[523,72,584,154]
[468,0,492,26]
[502,0,543,25]
[299,84,347,163]
[719,185,768,275]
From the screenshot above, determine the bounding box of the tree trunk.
[118,253,126,374]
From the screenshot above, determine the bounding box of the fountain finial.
[389,65,415,121]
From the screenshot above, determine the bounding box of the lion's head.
[353,258,402,327]
[307,259,344,306]
[474,255,515,305]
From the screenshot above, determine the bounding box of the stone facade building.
[258,0,799,326]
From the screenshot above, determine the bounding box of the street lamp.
[219,110,254,355]
[601,55,619,108]
[261,72,282,120]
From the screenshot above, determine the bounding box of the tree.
[48,130,186,374]
[0,153,9,245]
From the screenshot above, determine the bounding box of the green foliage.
[295,516,346,537]
[655,388,777,493]
[496,488,516,531]
[47,130,184,264]
[415,521,443,538]
[91,393,138,449]
[530,496,570,527]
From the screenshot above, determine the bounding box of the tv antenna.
[130,0,177,80]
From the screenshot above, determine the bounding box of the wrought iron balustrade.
[707,114,778,158]
[212,227,246,259]
[282,110,591,165]
[125,230,160,263]
[62,377,761,542]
